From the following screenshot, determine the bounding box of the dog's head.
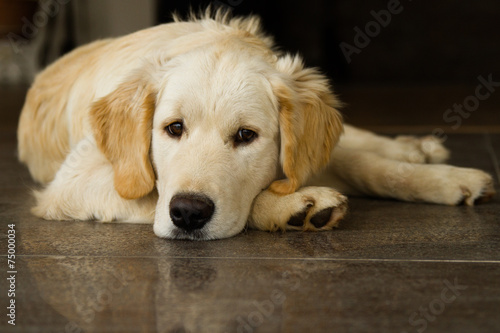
[90,31,342,240]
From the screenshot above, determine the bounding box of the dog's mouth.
[168,227,209,241]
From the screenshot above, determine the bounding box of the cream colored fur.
[18,11,495,240]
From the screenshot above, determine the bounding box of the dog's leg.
[31,138,157,223]
[340,125,450,164]
[320,147,495,205]
[248,187,348,231]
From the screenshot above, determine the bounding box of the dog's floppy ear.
[90,71,157,200]
[269,55,343,195]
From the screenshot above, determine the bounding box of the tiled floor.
[1,86,499,333]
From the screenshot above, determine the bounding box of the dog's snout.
[169,194,215,231]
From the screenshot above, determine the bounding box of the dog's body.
[18,12,495,240]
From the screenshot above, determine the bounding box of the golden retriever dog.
[18,10,495,240]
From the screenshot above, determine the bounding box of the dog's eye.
[235,128,257,145]
[165,122,183,138]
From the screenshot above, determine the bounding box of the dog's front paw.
[249,187,348,232]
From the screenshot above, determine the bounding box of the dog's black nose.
[169,194,215,231]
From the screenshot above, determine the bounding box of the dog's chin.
[167,228,211,241]
[154,223,225,241]
[156,224,245,241]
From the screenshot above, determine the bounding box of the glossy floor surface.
[1,86,499,333]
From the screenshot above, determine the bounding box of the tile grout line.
[10,254,500,264]
[484,132,500,184]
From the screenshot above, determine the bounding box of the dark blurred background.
[160,0,500,85]
[1,0,499,132]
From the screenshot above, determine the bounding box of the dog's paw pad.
[309,207,334,228]
[295,187,348,231]
[287,210,308,227]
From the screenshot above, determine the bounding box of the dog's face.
[151,50,280,239]
[90,42,343,240]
